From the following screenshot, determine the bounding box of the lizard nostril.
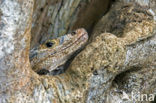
[71,31,77,35]
[46,42,54,48]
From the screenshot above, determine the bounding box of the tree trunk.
[0,0,155,103]
[0,0,35,102]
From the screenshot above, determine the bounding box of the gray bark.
[0,0,34,102]
[0,0,155,103]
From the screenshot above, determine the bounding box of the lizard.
[29,28,88,75]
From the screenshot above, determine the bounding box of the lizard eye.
[45,42,54,48]
[71,31,76,35]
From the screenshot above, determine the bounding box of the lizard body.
[30,28,88,74]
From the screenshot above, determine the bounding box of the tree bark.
[0,0,35,102]
[0,0,155,103]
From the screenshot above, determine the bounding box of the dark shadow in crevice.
[112,66,142,92]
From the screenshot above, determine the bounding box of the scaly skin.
[30,28,88,74]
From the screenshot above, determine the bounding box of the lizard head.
[40,28,88,50]
[30,28,88,74]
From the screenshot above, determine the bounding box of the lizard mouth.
[60,28,88,51]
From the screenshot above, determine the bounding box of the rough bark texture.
[0,0,35,102]
[0,0,155,103]
[90,0,156,103]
